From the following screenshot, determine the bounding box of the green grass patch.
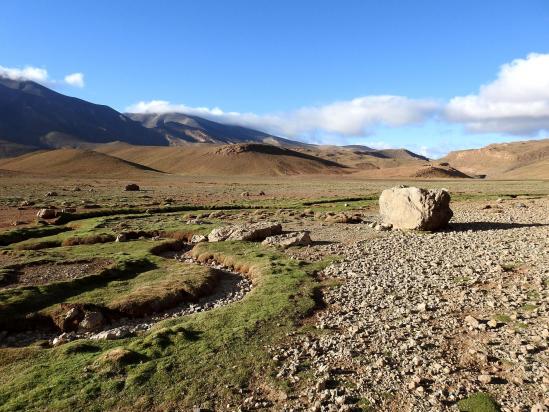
[520,303,538,312]
[0,241,325,411]
[458,392,500,412]
[0,225,70,246]
[494,314,512,324]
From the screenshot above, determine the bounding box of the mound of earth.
[95,143,348,176]
[0,148,164,177]
[297,145,429,170]
[441,138,549,178]
[353,162,470,179]
[412,165,471,178]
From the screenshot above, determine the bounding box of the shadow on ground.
[447,221,548,232]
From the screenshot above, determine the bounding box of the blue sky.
[1,0,549,157]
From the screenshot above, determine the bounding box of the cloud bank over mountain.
[0,65,85,88]
[128,53,549,146]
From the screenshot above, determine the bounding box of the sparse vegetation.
[457,392,500,412]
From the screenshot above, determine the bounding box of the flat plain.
[0,173,547,411]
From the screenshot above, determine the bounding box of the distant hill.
[441,139,549,179]
[127,112,303,147]
[298,145,429,169]
[0,77,167,155]
[352,162,471,179]
[0,148,163,177]
[95,142,347,176]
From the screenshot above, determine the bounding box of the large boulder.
[379,186,452,231]
[208,222,282,242]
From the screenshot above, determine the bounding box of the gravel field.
[271,197,548,411]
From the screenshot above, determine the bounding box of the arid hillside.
[0,148,163,177]
[442,138,549,179]
[95,142,348,176]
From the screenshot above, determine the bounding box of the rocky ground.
[269,197,548,411]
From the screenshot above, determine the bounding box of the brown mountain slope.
[441,139,549,178]
[95,143,348,176]
[0,148,164,177]
[499,158,549,179]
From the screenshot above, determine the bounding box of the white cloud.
[126,96,440,140]
[0,65,85,88]
[64,72,85,88]
[0,65,49,82]
[445,53,549,135]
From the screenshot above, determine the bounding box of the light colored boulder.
[90,326,133,340]
[208,222,282,242]
[379,186,452,231]
[262,231,312,248]
[191,234,208,243]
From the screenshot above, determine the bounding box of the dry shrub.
[61,233,115,246]
[15,240,62,250]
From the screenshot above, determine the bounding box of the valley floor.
[0,175,547,411]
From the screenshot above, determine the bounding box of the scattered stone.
[208,222,282,242]
[465,315,480,328]
[262,231,312,248]
[45,191,58,197]
[78,311,105,332]
[90,326,133,340]
[379,186,453,230]
[531,403,547,412]
[36,208,57,219]
[52,332,76,346]
[325,213,362,224]
[115,233,128,242]
[125,183,140,191]
[477,374,493,384]
[191,234,208,243]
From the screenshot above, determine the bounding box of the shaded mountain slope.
[126,112,303,147]
[0,77,167,150]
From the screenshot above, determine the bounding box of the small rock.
[78,311,105,332]
[477,374,492,384]
[464,315,480,328]
[125,183,140,191]
[191,234,208,243]
[36,208,57,219]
